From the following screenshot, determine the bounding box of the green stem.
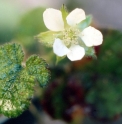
[55,56,59,65]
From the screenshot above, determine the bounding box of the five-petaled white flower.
[43,8,103,61]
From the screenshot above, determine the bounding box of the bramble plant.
[37,5,103,62]
[0,43,50,117]
[0,5,104,120]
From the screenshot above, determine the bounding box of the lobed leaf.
[0,43,50,117]
[26,55,50,87]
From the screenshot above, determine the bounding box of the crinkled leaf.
[60,4,69,28]
[0,43,50,117]
[77,15,92,30]
[37,31,57,47]
[26,55,50,87]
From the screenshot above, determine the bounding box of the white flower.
[43,8,103,61]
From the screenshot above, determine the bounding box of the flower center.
[62,27,80,47]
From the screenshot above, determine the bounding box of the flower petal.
[53,38,70,57]
[67,45,85,61]
[43,8,64,31]
[80,26,103,47]
[66,8,86,26]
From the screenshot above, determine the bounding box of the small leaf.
[77,15,92,30]
[26,55,50,87]
[0,43,50,117]
[37,31,57,47]
[60,4,69,28]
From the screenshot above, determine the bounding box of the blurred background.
[0,0,122,124]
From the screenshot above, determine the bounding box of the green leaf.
[26,55,50,87]
[77,15,92,30]
[60,4,69,28]
[0,43,50,117]
[37,31,57,47]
